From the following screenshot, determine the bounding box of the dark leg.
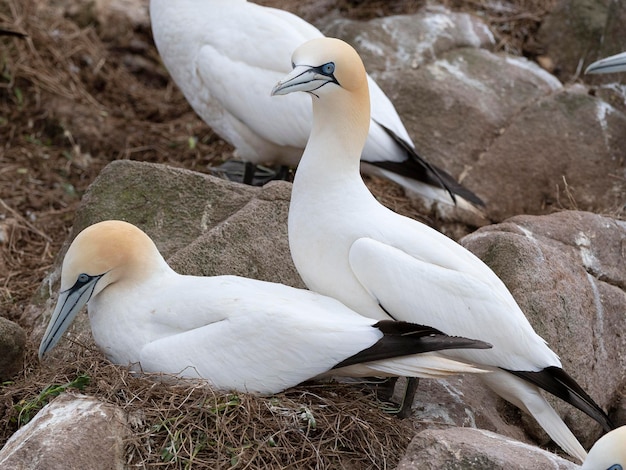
[242,161,257,185]
[395,377,419,419]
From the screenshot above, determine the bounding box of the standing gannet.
[38,220,492,394]
[149,0,484,213]
[581,426,626,470]
[586,52,626,74]
[271,37,613,462]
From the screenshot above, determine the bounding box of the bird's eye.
[77,273,90,283]
[322,62,335,75]
[608,465,623,470]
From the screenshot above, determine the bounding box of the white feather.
[277,37,592,462]
[149,0,471,208]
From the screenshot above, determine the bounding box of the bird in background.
[38,220,492,394]
[581,425,626,470]
[149,0,485,219]
[585,51,626,74]
[271,37,613,463]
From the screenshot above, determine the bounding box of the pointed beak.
[38,275,101,359]
[271,65,334,96]
[585,52,626,74]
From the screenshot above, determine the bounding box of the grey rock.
[324,7,496,72]
[325,8,626,222]
[0,394,127,470]
[396,427,578,469]
[538,0,626,82]
[462,88,626,221]
[0,316,26,380]
[461,210,626,448]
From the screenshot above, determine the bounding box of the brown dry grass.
[0,0,556,467]
[3,342,415,469]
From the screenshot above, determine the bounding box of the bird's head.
[582,426,626,470]
[271,37,368,99]
[38,220,163,358]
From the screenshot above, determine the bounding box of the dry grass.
[0,0,558,467]
[2,342,414,469]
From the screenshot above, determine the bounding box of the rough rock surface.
[461,210,626,448]
[0,316,26,381]
[324,7,626,222]
[538,0,626,82]
[0,394,127,470]
[396,427,578,470]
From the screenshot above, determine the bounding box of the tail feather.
[507,366,614,432]
[480,370,588,463]
[331,352,488,379]
[370,121,485,207]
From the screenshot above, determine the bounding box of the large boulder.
[0,394,128,470]
[324,8,626,223]
[396,427,578,470]
[537,0,626,82]
[461,210,626,448]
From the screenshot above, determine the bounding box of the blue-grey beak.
[38,274,102,359]
[585,52,626,74]
[271,65,335,96]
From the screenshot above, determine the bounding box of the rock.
[396,427,578,469]
[0,316,26,380]
[324,8,626,222]
[538,0,626,82]
[29,159,303,351]
[461,210,626,448]
[0,394,127,470]
[462,88,626,221]
[324,6,496,72]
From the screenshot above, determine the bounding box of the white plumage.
[149,0,483,213]
[272,37,612,462]
[38,220,491,394]
[581,425,626,470]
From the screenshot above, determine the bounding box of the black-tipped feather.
[370,121,485,207]
[506,366,614,432]
[332,320,492,370]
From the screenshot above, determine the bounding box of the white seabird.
[149,0,484,215]
[586,52,626,74]
[271,37,613,462]
[581,425,626,470]
[38,220,492,394]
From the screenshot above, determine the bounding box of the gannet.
[149,0,484,214]
[581,426,626,470]
[38,220,492,394]
[271,37,613,462]
[586,52,626,74]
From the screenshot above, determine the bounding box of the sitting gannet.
[149,0,484,215]
[582,425,626,470]
[271,37,613,462]
[586,52,626,74]
[38,220,491,394]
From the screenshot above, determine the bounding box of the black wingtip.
[371,121,485,208]
[332,320,492,370]
[506,366,614,432]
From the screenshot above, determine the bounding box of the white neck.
[294,87,370,189]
